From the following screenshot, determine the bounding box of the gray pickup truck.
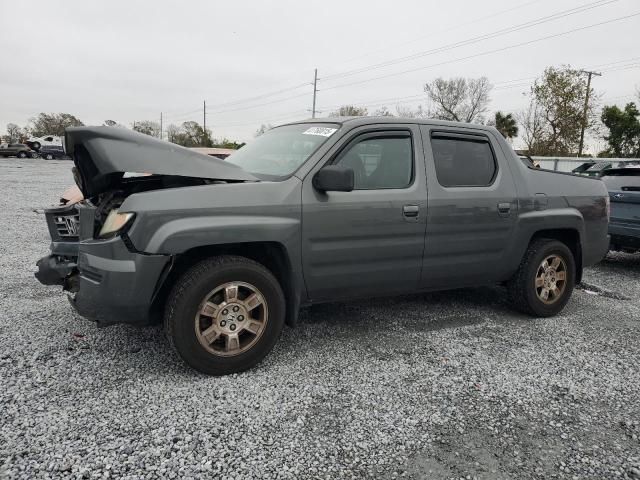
[35,119,610,375]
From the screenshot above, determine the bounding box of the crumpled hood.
[65,126,257,198]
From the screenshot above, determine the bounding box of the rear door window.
[430,134,497,187]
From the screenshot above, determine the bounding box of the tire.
[507,238,576,317]
[164,255,286,375]
[17,152,27,158]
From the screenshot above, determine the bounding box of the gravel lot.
[1,158,639,479]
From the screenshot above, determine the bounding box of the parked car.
[602,167,640,253]
[35,121,610,375]
[26,135,63,151]
[39,145,69,160]
[572,161,596,175]
[0,143,35,158]
[578,161,613,177]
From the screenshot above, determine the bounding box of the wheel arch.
[151,241,301,327]
[527,228,583,284]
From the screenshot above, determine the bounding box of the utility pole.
[203,100,207,146]
[578,70,601,157]
[160,112,163,140]
[311,68,318,118]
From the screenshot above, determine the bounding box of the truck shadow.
[300,285,521,332]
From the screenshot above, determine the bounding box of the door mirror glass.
[313,165,354,192]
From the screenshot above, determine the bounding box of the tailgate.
[602,170,640,227]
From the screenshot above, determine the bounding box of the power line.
[203,81,311,110]
[318,0,547,72]
[320,0,618,82]
[206,91,310,115]
[320,12,640,93]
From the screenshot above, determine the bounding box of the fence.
[532,157,640,173]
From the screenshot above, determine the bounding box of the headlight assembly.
[98,210,135,238]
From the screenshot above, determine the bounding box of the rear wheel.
[507,238,575,317]
[164,255,285,375]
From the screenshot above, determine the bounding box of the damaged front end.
[35,203,81,290]
[35,126,257,326]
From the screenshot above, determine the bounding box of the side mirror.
[313,165,354,192]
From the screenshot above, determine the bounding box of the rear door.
[301,124,427,301]
[419,127,518,288]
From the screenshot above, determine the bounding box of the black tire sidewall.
[169,260,285,375]
[523,241,575,316]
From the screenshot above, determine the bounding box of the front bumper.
[73,237,170,326]
[36,236,170,327]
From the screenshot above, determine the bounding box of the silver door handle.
[403,205,419,217]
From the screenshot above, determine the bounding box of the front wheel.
[507,238,575,317]
[17,152,27,158]
[164,255,285,375]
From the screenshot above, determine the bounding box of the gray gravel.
[1,158,639,479]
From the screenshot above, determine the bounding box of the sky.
[1,0,639,151]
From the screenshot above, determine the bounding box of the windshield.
[226,123,339,179]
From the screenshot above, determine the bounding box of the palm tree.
[492,111,519,140]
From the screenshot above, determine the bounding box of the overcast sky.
[1,0,638,149]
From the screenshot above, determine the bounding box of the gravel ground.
[0,158,639,480]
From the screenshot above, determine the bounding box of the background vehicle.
[26,135,63,151]
[602,167,640,253]
[39,145,69,160]
[35,121,610,375]
[0,143,35,158]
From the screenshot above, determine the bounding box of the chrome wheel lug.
[220,320,226,327]
[238,315,244,321]
[222,309,228,315]
[233,306,240,312]
[230,324,236,331]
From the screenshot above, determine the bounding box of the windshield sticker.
[302,127,337,137]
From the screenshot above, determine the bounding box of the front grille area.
[54,212,80,238]
[45,204,81,241]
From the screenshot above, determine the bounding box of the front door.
[301,125,427,301]
[419,127,518,288]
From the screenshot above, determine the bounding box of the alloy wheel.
[194,281,268,356]
[535,254,567,304]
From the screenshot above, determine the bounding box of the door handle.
[497,202,511,215]
[403,205,420,218]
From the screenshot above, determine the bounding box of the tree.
[166,121,213,147]
[517,99,548,155]
[6,123,24,143]
[531,66,597,156]
[166,124,180,143]
[28,113,84,137]
[255,124,273,137]
[599,103,640,158]
[132,120,161,138]
[213,138,245,149]
[424,76,492,123]
[373,106,394,117]
[488,111,518,140]
[395,104,427,118]
[329,105,368,117]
